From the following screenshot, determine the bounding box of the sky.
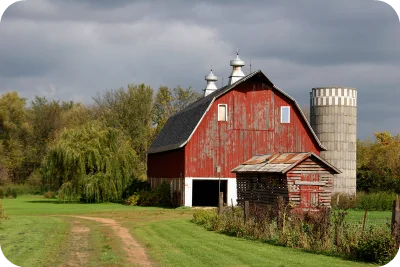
[0,0,399,139]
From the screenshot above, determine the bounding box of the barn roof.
[147,70,327,154]
[231,152,341,174]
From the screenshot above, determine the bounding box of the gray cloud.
[0,0,399,139]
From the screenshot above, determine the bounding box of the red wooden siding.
[185,79,321,178]
[287,158,334,208]
[147,148,184,178]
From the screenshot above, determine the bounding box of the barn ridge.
[147,70,326,154]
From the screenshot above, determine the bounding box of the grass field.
[0,196,389,266]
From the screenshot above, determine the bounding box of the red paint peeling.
[184,78,321,178]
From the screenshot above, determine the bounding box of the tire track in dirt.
[60,221,91,267]
[73,216,151,266]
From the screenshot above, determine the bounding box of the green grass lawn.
[0,215,69,266]
[129,218,377,267]
[345,210,391,225]
[0,196,388,266]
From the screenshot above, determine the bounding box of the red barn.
[147,68,329,207]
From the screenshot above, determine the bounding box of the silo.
[310,87,357,195]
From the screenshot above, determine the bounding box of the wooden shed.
[232,152,341,210]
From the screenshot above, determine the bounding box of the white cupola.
[204,69,218,97]
[228,49,245,85]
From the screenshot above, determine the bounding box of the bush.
[122,179,151,200]
[350,226,396,264]
[0,183,40,196]
[356,191,396,211]
[124,193,140,206]
[4,187,17,198]
[26,170,42,194]
[0,187,4,199]
[192,209,219,230]
[43,191,57,199]
[125,182,172,207]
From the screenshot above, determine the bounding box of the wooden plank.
[295,181,326,186]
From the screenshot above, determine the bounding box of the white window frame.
[218,104,228,121]
[281,106,290,123]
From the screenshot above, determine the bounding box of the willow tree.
[42,120,139,202]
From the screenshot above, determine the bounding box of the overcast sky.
[0,0,399,139]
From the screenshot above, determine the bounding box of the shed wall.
[287,158,334,208]
[236,173,289,207]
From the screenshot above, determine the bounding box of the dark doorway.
[192,180,227,207]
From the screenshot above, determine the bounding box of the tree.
[42,120,140,202]
[357,132,400,193]
[0,92,31,183]
[93,83,154,180]
[153,85,201,137]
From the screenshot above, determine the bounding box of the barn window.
[281,106,290,123]
[218,104,228,121]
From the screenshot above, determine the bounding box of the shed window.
[281,106,290,123]
[218,104,228,121]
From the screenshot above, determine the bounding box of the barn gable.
[147,70,326,154]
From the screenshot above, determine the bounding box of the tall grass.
[192,206,397,264]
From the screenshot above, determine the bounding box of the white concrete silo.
[310,87,357,195]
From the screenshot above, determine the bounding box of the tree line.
[357,132,400,194]
[0,85,398,202]
[0,85,201,202]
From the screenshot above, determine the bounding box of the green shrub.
[126,182,172,207]
[124,193,140,206]
[122,179,150,199]
[0,183,40,196]
[43,191,57,199]
[350,226,396,265]
[356,192,396,211]
[26,170,42,194]
[5,187,17,198]
[0,187,4,199]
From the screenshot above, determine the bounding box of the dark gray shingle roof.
[147,70,326,154]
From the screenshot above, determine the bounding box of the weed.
[0,203,9,223]
[193,205,397,265]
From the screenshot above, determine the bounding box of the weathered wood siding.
[237,173,289,206]
[236,158,334,209]
[287,158,334,208]
[185,77,321,178]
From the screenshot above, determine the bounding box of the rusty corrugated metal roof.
[269,153,309,164]
[231,152,341,174]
